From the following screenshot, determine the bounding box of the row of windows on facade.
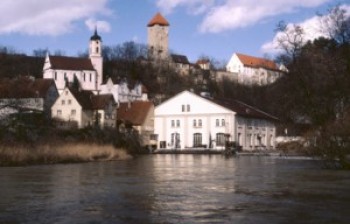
[164,132,228,148]
[56,110,115,120]
[54,72,95,82]
[171,119,225,128]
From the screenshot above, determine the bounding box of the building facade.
[0,78,59,120]
[154,90,277,151]
[226,53,285,85]
[43,30,103,94]
[51,87,116,129]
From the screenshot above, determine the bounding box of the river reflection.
[0,155,350,224]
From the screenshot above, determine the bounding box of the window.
[193,120,197,127]
[83,73,86,81]
[71,109,76,116]
[171,120,175,127]
[221,119,225,126]
[182,105,185,112]
[216,133,226,146]
[61,100,65,105]
[150,134,158,141]
[176,120,180,127]
[187,104,190,112]
[68,100,71,105]
[90,73,92,82]
[216,119,219,126]
[54,72,57,80]
[193,133,202,147]
[96,47,99,54]
[57,110,62,116]
[198,119,202,127]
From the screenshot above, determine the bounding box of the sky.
[0,0,349,63]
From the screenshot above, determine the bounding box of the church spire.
[90,26,101,41]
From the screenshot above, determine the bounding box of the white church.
[43,29,147,103]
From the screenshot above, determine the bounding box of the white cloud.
[261,4,350,54]
[85,18,111,33]
[156,0,215,15]
[0,0,111,36]
[156,0,331,33]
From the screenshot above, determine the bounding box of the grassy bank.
[0,143,132,167]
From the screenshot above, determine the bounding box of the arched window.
[193,133,202,147]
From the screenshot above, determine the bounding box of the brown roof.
[0,77,56,99]
[31,79,56,97]
[142,85,148,94]
[117,101,154,126]
[147,13,169,27]
[211,97,278,121]
[171,54,190,64]
[49,55,95,71]
[69,88,94,110]
[196,59,210,65]
[236,53,279,71]
[91,94,115,110]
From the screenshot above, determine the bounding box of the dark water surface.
[0,155,350,224]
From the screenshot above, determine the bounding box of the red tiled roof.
[49,55,95,71]
[236,53,279,71]
[117,101,154,126]
[147,13,169,27]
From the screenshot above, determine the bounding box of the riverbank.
[0,143,132,167]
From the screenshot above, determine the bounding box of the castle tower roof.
[147,13,169,27]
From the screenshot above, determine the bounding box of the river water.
[0,155,350,224]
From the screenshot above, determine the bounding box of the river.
[0,154,349,224]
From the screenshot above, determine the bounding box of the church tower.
[89,28,103,90]
[147,12,169,59]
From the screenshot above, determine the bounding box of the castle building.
[43,29,103,94]
[226,53,285,85]
[147,12,169,59]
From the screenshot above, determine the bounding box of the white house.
[0,77,59,120]
[51,87,116,129]
[226,53,285,85]
[99,77,148,103]
[43,29,103,94]
[154,90,278,151]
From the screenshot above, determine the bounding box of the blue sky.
[0,0,349,63]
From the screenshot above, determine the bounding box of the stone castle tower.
[147,12,169,59]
